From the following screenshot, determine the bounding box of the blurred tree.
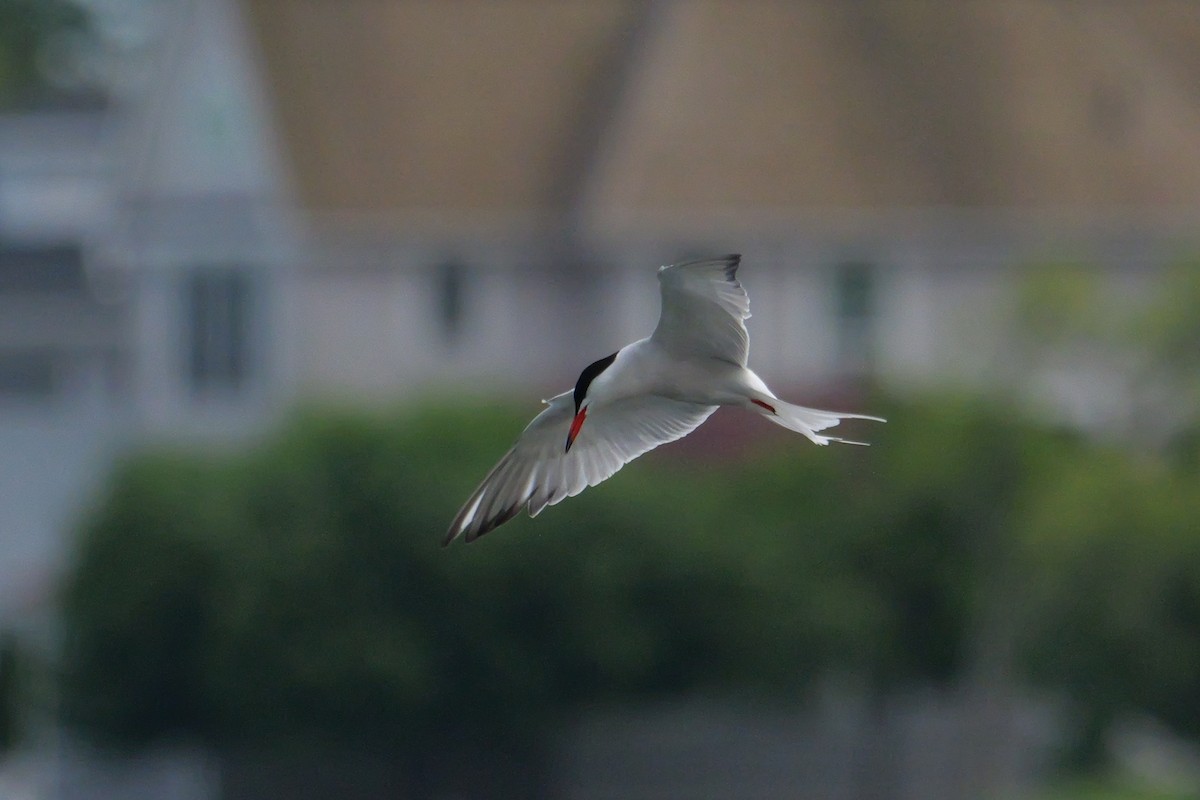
[0,0,91,106]
[1006,257,1200,763]
[1013,258,1200,459]
[1127,261,1200,467]
[1014,446,1200,764]
[60,454,236,744]
[0,631,21,753]
[58,393,1200,782]
[60,401,892,755]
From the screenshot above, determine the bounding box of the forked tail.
[749,395,885,446]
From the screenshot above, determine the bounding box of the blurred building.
[0,99,116,621]
[0,0,300,621]
[243,0,1200,407]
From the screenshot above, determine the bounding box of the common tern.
[444,254,884,545]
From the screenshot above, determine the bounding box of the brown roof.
[245,0,1200,229]
[244,0,643,218]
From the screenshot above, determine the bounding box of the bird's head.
[566,351,617,452]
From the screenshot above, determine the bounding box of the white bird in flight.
[444,254,884,545]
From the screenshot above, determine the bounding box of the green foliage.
[58,394,1200,765]
[1014,256,1200,460]
[0,632,22,753]
[61,453,236,743]
[1130,262,1200,440]
[1132,261,1200,376]
[1015,261,1106,343]
[1034,775,1200,800]
[0,0,89,105]
[1013,445,1200,761]
[1002,255,1200,766]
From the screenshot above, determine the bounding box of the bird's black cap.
[573,351,617,411]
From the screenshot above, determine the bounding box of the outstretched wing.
[444,392,716,544]
[650,254,750,366]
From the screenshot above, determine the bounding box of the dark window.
[0,350,56,398]
[436,259,466,346]
[0,243,87,294]
[185,266,252,394]
[833,260,876,375]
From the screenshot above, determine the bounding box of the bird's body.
[586,337,743,406]
[444,255,883,545]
